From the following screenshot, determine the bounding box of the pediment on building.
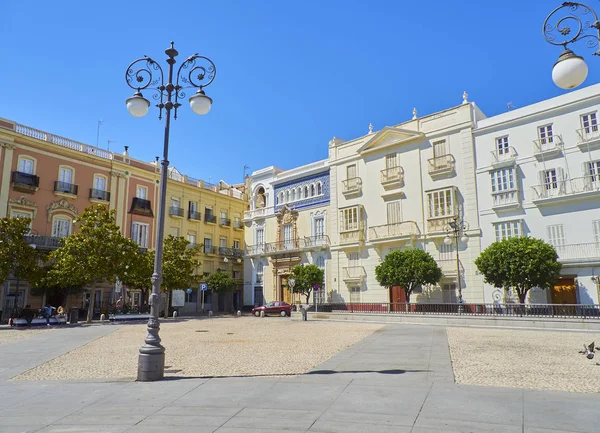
[276,205,298,225]
[357,127,424,155]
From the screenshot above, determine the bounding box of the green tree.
[120,249,155,309]
[0,217,40,284]
[47,204,139,322]
[160,235,200,317]
[289,264,324,304]
[475,237,562,304]
[206,270,236,294]
[375,249,442,303]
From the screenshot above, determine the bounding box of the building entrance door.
[551,277,577,304]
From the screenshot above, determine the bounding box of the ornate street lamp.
[444,217,469,304]
[125,42,216,381]
[543,2,600,89]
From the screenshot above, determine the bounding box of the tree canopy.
[375,248,442,303]
[161,235,201,291]
[289,264,324,304]
[0,217,40,284]
[206,270,236,294]
[47,204,139,322]
[475,236,562,304]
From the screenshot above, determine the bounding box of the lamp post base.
[137,351,165,381]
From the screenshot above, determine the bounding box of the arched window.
[310,184,315,197]
[317,182,322,195]
[297,188,302,200]
[255,186,266,208]
[304,186,308,198]
[278,192,284,204]
[285,190,290,202]
[316,256,325,269]
[291,189,296,201]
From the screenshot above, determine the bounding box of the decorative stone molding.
[110,171,127,178]
[9,196,36,207]
[275,205,299,245]
[46,198,78,222]
[0,141,16,150]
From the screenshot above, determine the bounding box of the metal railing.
[169,206,184,217]
[369,221,420,240]
[218,247,244,258]
[205,214,217,224]
[314,302,600,318]
[533,134,563,154]
[188,210,201,221]
[380,166,404,184]
[243,207,274,220]
[53,181,78,195]
[11,171,39,189]
[130,198,153,216]
[89,188,110,201]
[531,175,600,200]
[427,154,455,173]
[342,177,362,194]
[220,217,231,226]
[23,235,61,250]
[245,244,266,255]
[234,219,243,229]
[304,235,330,248]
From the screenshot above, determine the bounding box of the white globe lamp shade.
[552,49,588,90]
[126,93,150,118]
[189,90,213,115]
[444,236,453,246]
[460,235,469,243]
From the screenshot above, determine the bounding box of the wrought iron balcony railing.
[169,206,184,217]
[531,175,600,202]
[220,217,231,226]
[129,197,153,217]
[23,234,61,250]
[11,171,39,191]
[205,213,217,224]
[89,188,110,201]
[53,181,78,195]
[188,210,201,221]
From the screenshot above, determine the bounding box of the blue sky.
[2,0,598,184]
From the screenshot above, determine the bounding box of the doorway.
[551,277,577,304]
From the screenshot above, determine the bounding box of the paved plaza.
[1,321,599,432]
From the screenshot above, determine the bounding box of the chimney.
[123,146,129,157]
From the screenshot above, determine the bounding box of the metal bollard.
[260,310,265,318]
[208,310,213,318]
[100,314,105,322]
[173,310,178,319]
[237,310,241,317]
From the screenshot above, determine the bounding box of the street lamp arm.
[543,2,600,52]
[174,55,216,119]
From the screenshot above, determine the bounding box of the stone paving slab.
[0,322,599,432]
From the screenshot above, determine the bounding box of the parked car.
[252,301,292,317]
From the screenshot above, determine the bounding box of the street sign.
[186,288,193,294]
[313,284,319,291]
[200,283,208,291]
[172,290,185,307]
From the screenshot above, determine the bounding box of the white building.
[474,83,600,305]
[328,97,486,304]
[243,161,330,308]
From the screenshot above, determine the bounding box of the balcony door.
[59,167,73,184]
[94,176,106,192]
[283,223,293,249]
[19,158,34,174]
[433,140,447,157]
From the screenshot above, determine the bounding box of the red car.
[252,301,292,317]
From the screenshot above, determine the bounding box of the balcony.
[130,197,153,217]
[490,147,517,168]
[342,177,362,197]
[169,206,184,218]
[245,239,302,256]
[53,181,78,196]
[246,244,266,256]
[533,135,563,159]
[555,242,600,265]
[233,220,243,229]
[11,171,39,193]
[368,221,420,244]
[89,188,110,202]
[437,259,464,277]
[23,234,61,250]
[576,126,600,151]
[256,274,264,285]
[340,228,364,246]
[188,210,201,221]
[205,213,217,224]
[218,247,244,258]
[380,166,404,189]
[427,216,456,234]
[203,245,217,255]
[243,206,273,221]
[220,217,231,227]
[491,190,520,211]
[304,235,330,249]
[531,175,600,205]
[342,266,366,286]
[428,154,455,177]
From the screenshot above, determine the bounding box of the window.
[494,220,522,241]
[348,252,359,267]
[188,233,197,246]
[233,240,240,249]
[387,201,401,225]
[11,211,32,229]
[304,186,309,198]
[52,217,71,238]
[256,228,264,245]
[544,169,558,190]
[547,224,565,247]
[291,189,296,201]
[205,206,214,222]
[587,160,600,182]
[189,201,198,213]
[346,164,357,180]
[93,175,106,191]
[136,186,147,199]
[283,224,293,248]
[349,287,361,303]
[285,190,290,202]
[131,222,149,247]
[59,167,73,184]
[317,182,322,195]
[256,261,264,284]
[171,198,180,208]
[310,184,315,197]
[442,284,457,303]
[18,157,34,174]
[385,153,398,169]
[341,207,359,231]
[204,237,212,253]
[316,256,325,269]
[439,243,453,260]
[496,136,509,155]
[314,216,325,238]
[219,237,227,248]
[278,192,284,204]
[427,188,456,218]
[220,210,228,220]
[581,112,598,134]
[234,215,241,227]
[491,168,516,192]
[594,220,600,244]
[171,227,179,237]
[433,140,447,157]
[538,124,554,145]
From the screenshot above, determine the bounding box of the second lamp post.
[444,217,469,304]
[125,42,216,381]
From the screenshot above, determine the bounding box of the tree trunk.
[517,289,527,304]
[86,284,96,323]
[405,288,411,312]
[305,291,311,305]
[164,290,170,318]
